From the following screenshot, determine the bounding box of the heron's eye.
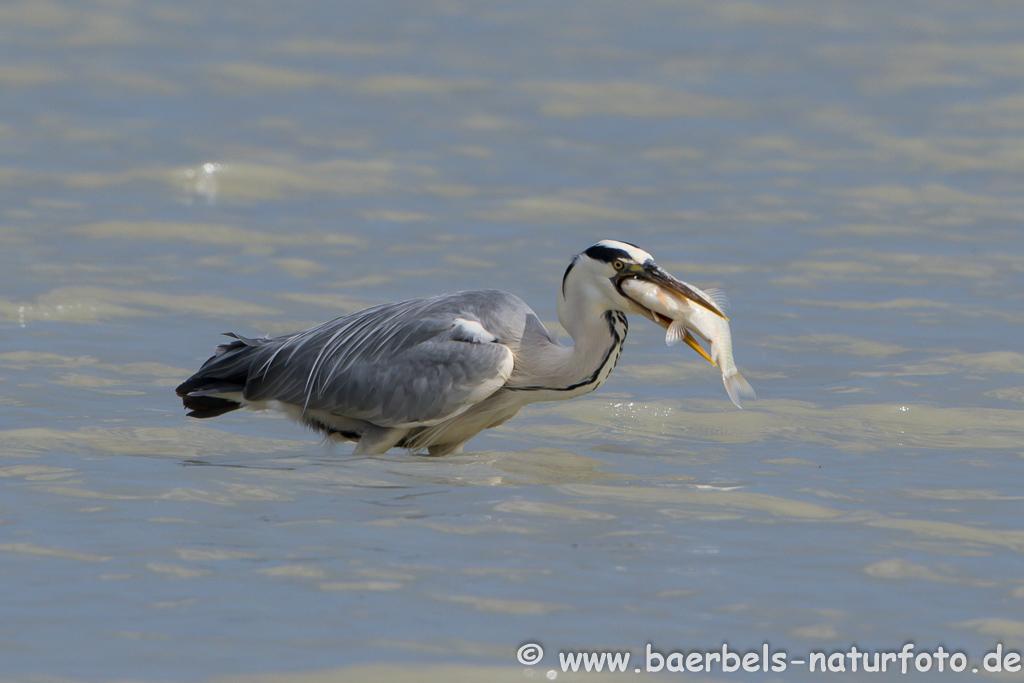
[613,260,625,271]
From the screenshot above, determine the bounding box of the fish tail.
[722,370,757,409]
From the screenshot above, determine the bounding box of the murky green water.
[2,0,1024,681]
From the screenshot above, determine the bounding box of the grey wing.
[242,291,527,427]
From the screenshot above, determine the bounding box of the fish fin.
[703,288,730,315]
[722,370,757,409]
[670,325,716,365]
[665,319,686,346]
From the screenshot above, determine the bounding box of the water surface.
[2,0,1024,680]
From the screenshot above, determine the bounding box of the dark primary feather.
[178,393,241,418]
[175,334,263,417]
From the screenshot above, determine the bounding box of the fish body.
[668,305,756,409]
[620,277,756,408]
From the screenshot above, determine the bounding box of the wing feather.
[242,291,526,427]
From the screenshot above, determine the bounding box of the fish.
[620,277,756,409]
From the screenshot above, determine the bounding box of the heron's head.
[560,239,725,359]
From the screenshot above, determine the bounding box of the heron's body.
[177,289,627,455]
[176,240,748,455]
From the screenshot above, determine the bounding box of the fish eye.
[613,260,625,270]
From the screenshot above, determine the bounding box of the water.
[2,0,1024,680]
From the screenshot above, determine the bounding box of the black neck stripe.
[509,311,627,393]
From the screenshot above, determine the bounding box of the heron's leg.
[426,442,466,456]
[353,425,410,455]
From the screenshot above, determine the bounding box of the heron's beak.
[615,261,726,366]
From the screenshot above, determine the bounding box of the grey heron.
[176,240,736,455]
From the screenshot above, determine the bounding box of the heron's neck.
[510,284,628,395]
[562,308,628,390]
